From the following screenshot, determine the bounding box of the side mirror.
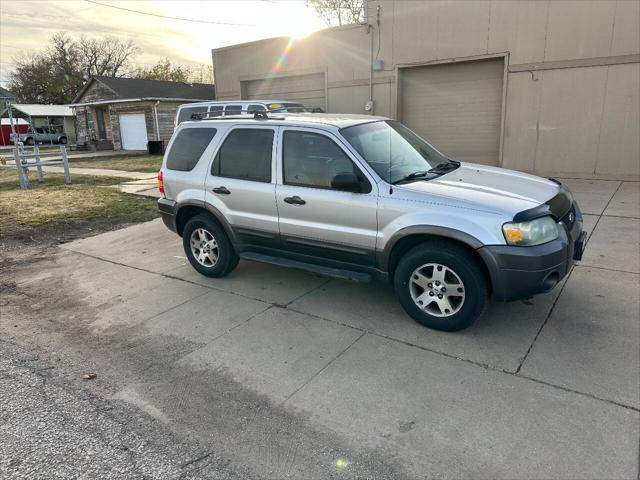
[331,172,361,193]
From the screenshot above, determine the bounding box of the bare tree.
[77,35,138,78]
[190,64,214,84]
[306,0,365,27]
[134,58,191,82]
[8,32,139,104]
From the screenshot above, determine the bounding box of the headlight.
[502,216,559,246]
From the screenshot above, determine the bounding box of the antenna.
[388,126,393,195]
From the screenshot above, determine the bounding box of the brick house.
[71,76,214,151]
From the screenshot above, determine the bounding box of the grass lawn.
[0,168,159,243]
[69,154,163,173]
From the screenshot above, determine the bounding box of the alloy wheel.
[190,228,219,267]
[409,263,466,317]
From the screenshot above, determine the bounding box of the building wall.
[212,0,640,177]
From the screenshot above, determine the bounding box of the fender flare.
[379,225,485,272]
[174,200,237,243]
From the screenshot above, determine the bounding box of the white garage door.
[400,59,504,165]
[119,113,148,150]
[242,73,326,110]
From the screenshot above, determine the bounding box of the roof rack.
[190,106,323,121]
[190,110,286,121]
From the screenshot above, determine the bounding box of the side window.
[209,106,223,117]
[212,129,273,183]
[166,127,217,171]
[247,104,266,114]
[283,131,364,190]
[224,105,242,116]
[177,106,208,124]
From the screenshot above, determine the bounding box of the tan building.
[212,0,639,178]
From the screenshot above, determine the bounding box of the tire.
[25,137,34,146]
[394,241,488,331]
[59,136,68,144]
[182,214,239,278]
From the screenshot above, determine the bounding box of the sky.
[0,0,328,86]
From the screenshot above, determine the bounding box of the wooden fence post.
[34,145,44,183]
[14,147,30,189]
[60,145,71,184]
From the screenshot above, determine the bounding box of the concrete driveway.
[12,179,640,478]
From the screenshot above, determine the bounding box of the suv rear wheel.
[394,242,488,331]
[183,214,239,278]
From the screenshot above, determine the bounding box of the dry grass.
[0,168,159,242]
[70,154,163,173]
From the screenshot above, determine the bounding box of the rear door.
[204,125,279,246]
[275,127,379,265]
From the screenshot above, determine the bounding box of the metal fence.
[0,144,71,189]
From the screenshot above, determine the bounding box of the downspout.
[153,101,161,141]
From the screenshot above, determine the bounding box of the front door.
[276,127,378,265]
[204,126,279,246]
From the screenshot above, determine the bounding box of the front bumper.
[478,202,586,302]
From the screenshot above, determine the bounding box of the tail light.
[157,170,164,196]
[173,114,176,127]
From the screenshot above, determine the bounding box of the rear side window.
[177,106,208,124]
[247,104,266,114]
[166,128,217,171]
[210,106,223,117]
[224,105,242,115]
[212,129,273,182]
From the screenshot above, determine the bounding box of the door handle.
[284,195,306,205]
[212,186,230,195]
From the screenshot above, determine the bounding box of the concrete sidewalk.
[41,165,155,181]
[46,179,639,478]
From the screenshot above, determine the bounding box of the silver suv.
[158,113,586,331]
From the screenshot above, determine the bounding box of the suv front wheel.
[394,242,488,331]
[182,214,239,278]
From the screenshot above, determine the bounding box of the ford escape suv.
[157,113,586,331]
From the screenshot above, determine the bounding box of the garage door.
[400,59,504,165]
[119,113,148,150]
[242,73,326,110]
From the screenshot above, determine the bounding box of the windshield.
[341,120,452,184]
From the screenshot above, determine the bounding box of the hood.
[395,163,560,217]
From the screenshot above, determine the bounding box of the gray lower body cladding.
[157,199,586,303]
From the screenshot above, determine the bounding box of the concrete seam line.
[63,249,274,304]
[142,290,212,325]
[574,264,640,275]
[283,277,333,307]
[193,304,274,349]
[281,331,367,406]
[514,266,575,375]
[582,180,624,251]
